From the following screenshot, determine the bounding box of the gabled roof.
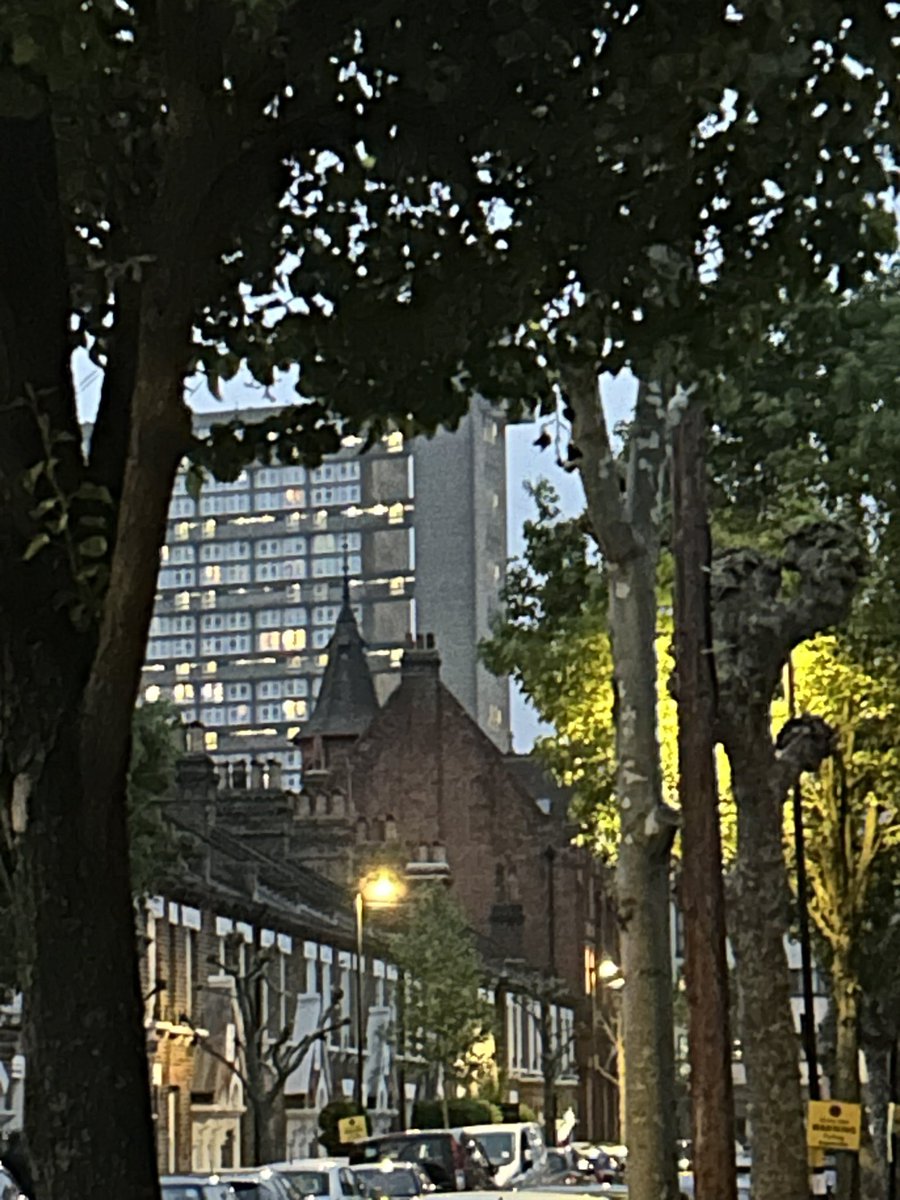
[300,583,379,740]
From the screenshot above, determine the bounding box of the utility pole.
[672,394,737,1200]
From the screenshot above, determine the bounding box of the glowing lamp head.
[359,868,407,909]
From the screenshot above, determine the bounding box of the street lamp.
[355,868,407,1108]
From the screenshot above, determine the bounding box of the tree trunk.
[672,398,737,1200]
[833,967,861,1200]
[728,735,808,1200]
[251,1095,281,1166]
[0,102,162,1200]
[610,550,679,1200]
[860,1039,891,1200]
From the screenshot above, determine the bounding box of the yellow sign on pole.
[807,1100,862,1151]
[338,1115,369,1144]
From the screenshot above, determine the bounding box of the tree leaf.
[23,532,50,561]
[78,536,108,558]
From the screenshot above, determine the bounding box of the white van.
[460,1123,547,1187]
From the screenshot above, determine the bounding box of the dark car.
[542,1146,622,1188]
[348,1133,494,1192]
[350,1161,436,1199]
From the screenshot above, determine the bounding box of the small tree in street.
[391,888,492,1129]
[192,932,349,1165]
[791,637,900,1200]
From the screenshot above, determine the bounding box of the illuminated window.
[388,502,405,525]
[390,648,403,666]
[283,699,308,720]
[489,705,503,727]
[175,522,190,541]
[281,629,307,651]
[144,685,161,703]
[173,683,195,703]
[204,731,218,751]
[203,565,221,584]
[287,726,300,740]
[205,660,218,674]
[203,519,216,538]
[318,654,328,666]
[160,546,170,563]
[175,662,191,677]
[175,591,191,610]
[201,682,224,703]
[389,577,405,596]
[314,509,328,527]
[386,431,404,452]
[259,632,281,651]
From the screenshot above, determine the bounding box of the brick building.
[290,598,615,1137]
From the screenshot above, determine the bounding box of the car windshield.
[378,1139,446,1165]
[473,1132,515,1165]
[356,1169,419,1196]
[162,1190,220,1200]
[229,1182,287,1199]
[280,1172,330,1197]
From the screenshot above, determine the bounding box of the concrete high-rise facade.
[141,397,509,787]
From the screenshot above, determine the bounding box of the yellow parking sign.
[338,1115,369,1144]
[807,1100,862,1151]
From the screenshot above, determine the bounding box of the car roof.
[351,1162,422,1172]
[161,1176,226,1183]
[269,1161,343,1170]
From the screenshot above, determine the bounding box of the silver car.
[161,1176,237,1200]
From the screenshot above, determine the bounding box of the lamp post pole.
[355,891,365,1110]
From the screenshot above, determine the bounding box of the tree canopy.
[391,887,492,1126]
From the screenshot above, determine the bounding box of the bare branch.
[567,365,639,564]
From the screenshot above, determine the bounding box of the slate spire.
[301,571,378,739]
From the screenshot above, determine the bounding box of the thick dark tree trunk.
[0,105,162,1200]
[672,399,736,1200]
[728,734,808,1200]
[710,525,864,1200]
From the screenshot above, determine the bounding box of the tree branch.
[625,379,668,539]
[567,365,639,564]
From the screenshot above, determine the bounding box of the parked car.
[348,1132,494,1191]
[213,1167,300,1199]
[535,1142,619,1190]
[458,1123,546,1188]
[351,1161,436,1199]
[0,1167,26,1200]
[268,1159,371,1200]
[160,1176,237,1200]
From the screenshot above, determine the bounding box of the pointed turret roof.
[301,583,379,739]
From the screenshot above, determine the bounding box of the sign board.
[338,1115,369,1144]
[807,1100,862,1151]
